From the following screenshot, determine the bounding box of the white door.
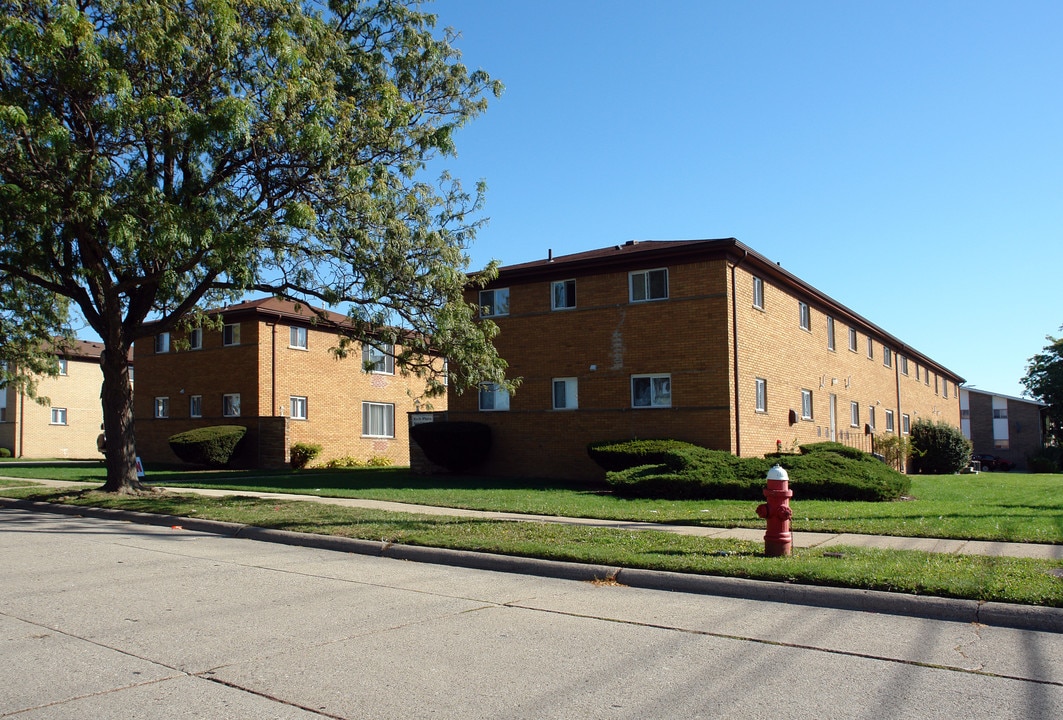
[829,394,837,442]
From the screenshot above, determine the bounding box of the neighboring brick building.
[446,238,965,480]
[960,387,1046,470]
[0,340,112,459]
[133,298,445,468]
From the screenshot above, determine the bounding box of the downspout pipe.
[730,249,748,457]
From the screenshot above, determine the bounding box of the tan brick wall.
[0,358,106,459]
[450,252,963,481]
[133,315,443,467]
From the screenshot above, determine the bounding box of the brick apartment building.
[445,238,965,480]
[960,387,1046,470]
[0,340,113,459]
[133,298,445,468]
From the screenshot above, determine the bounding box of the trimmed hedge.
[590,439,910,501]
[290,442,322,469]
[168,425,247,467]
[410,421,492,472]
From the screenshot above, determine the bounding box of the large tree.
[1021,330,1063,446]
[0,0,508,491]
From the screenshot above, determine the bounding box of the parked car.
[973,454,1013,472]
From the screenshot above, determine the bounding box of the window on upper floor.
[755,377,767,413]
[189,395,202,418]
[552,280,576,310]
[826,317,836,351]
[290,395,308,420]
[899,356,908,376]
[883,347,892,368]
[363,343,395,374]
[222,393,241,417]
[885,409,895,432]
[867,336,874,360]
[289,326,308,349]
[552,377,578,410]
[479,382,510,411]
[942,380,949,399]
[801,389,813,420]
[848,327,857,352]
[934,375,939,394]
[223,323,240,346]
[155,332,170,354]
[50,407,67,425]
[799,302,810,331]
[629,268,668,303]
[752,276,764,309]
[187,327,203,350]
[479,288,509,317]
[632,374,672,408]
[902,413,911,434]
[993,408,1008,419]
[850,401,860,427]
[57,357,68,375]
[154,397,169,418]
[868,405,876,430]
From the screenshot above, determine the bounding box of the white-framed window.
[868,405,876,430]
[885,409,895,432]
[189,395,202,418]
[755,377,767,413]
[799,302,810,331]
[826,317,835,351]
[154,397,169,419]
[801,389,813,420]
[883,347,892,368]
[902,413,911,434]
[848,327,857,352]
[290,395,308,420]
[188,327,203,350]
[752,276,764,309]
[632,374,672,408]
[57,357,68,375]
[50,407,67,425]
[899,356,908,376]
[942,381,949,399]
[478,383,510,411]
[850,401,859,427]
[552,377,578,410]
[222,393,241,417]
[925,371,930,386]
[479,288,510,317]
[629,268,668,302]
[363,343,395,374]
[915,365,921,381]
[552,280,576,310]
[993,408,1008,419]
[362,402,395,437]
[289,326,308,349]
[155,332,170,353]
[223,323,241,346]
[934,375,940,395]
[867,337,874,359]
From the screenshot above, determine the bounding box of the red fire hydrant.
[755,464,793,557]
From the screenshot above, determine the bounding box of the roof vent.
[548,248,553,262]
[625,240,638,246]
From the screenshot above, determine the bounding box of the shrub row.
[410,421,491,472]
[168,425,247,467]
[588,440,910,502]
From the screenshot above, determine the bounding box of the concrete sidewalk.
[6,476,1062,560]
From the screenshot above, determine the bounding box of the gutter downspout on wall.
[730,250,748,457]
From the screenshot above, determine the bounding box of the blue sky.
[425,0,1063,399]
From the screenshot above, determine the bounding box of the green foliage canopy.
[1022,331,1063,446]
[0,0,507,489]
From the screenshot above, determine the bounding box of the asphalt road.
[2,507,1061,719]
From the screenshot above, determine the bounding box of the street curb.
[4,497,1062,634]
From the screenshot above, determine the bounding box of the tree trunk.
[99,345,145,493]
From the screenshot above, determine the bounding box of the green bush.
[874,433,911,471]
[324,455,363,469]
[290,442,323,469]
[410,421,492,472]
[587,439,697,472]
[168,425,247,467]
[590,439,909,501]
[365,455,392,467]
[0,447,11,458]
[1027,448,1060,474]
[909,419,971,474]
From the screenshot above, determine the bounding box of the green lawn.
[2,486,1061,607]
[1,463,1061,543]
